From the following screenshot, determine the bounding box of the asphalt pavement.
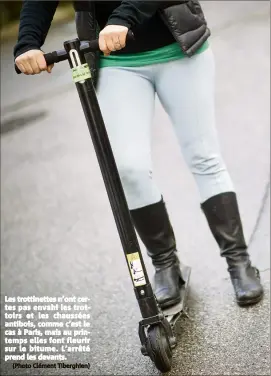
[1,2,270,375]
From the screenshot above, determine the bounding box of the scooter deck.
[162,265,191,326]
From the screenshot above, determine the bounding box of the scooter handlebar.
[15,30,134,74]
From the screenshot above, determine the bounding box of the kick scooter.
[15,33,191,373]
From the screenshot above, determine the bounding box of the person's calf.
[201,191,264,306]
[130,198,185,308]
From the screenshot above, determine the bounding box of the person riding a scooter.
[14,0,263,308]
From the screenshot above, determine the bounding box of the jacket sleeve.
[106,1,162,29]
[14,0,59,59]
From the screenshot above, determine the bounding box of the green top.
[100,40,209,68]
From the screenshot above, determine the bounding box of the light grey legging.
[97,47,234,210]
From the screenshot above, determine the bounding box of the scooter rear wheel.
[147,323,172,373]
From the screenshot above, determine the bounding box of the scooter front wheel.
[147,323,173,373]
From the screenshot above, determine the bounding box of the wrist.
[106,18,131,29]
[14,45,41,60]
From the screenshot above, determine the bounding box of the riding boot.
[201,192,264,306]
[130,198,185,309]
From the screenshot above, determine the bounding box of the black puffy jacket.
[74,0,210,86]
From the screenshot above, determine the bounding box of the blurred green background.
[0,1,74,41]
[1,1,72,25]
[1,1,23,25]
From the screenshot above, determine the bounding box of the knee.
[117,163,152,193]
[189,153,226,175]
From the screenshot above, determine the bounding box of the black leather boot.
[201,192,263,306]
[130,199,185,309]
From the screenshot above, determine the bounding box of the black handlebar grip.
[127,30,135,41]
[15,64,22,74]
[87,39,100,52]
[43,51,58,66]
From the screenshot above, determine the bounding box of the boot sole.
[159,295,182,310]
[237,292,264,307]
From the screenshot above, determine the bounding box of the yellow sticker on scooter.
[72,64,91,83]
[127,252,146,287]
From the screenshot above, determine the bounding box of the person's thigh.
[97,66,161,209]
[155,49,234,202]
